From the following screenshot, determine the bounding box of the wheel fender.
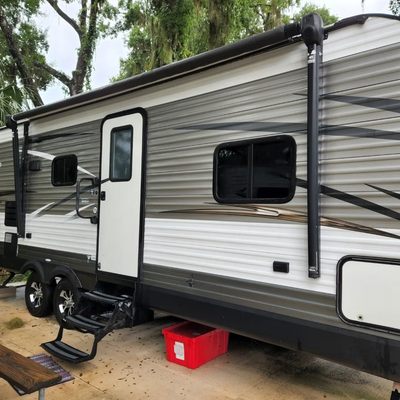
[51,266,82,289]
[21,261,45,282]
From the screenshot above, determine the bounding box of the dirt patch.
[4,317,25,330]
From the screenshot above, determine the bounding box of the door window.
[109,126,133,181]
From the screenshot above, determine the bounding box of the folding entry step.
[42,290,135,363]
[42,339,93,363]
[64,314,107,333]
[81,290,132,305]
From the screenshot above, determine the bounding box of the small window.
[213,135,296,203]
[110,126,133,181]
[51,154,78,186]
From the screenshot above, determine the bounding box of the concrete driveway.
[0,289,392,400]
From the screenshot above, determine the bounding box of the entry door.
[98,111,144,277]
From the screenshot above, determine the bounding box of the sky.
[39,0,392,104]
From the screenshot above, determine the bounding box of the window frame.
[109,125,134,182]
[51,154,78,187]
[213,135,297,204]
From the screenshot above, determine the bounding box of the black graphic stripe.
[29,131,96,144]
[366,184,400,200]
[0,190,16,197]
[296,92,400,114]
[179,121,306,133]
[297,179,400,222]
[178,122,400,141]
[323,94,400,114]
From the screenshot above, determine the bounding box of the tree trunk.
[71,0,100,95]
[208,0,230,49]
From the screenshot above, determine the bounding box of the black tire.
[53,278,80,328]
[25,272,54,317]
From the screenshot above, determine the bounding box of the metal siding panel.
[146,69,307,214]
[144,218,400,295]
[26,120,101,215]
[142,264,338,326]
[0,139,16,204]
[143,19,400,306]
[8,121,103,262]
[20,214,97,257]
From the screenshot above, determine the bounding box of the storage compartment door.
[338,258,400,332]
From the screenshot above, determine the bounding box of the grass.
[0,269,29,285]
[4,317,25,330]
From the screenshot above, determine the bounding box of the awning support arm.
[301,14,325,279]
[5,115,25,238]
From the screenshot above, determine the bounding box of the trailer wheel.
[53,278,80,328]
[25,272,54,317]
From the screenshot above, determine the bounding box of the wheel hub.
[58,289,75,317]
[29,282,43,309]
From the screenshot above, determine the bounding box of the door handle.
[100,191,106,201]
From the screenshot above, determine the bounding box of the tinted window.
[110,126,133,181]
[252,140,294,199]
[51,154,78,186]
[216,145,249,200]
[214,136,296,203]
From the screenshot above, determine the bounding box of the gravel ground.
[0,288,393,400]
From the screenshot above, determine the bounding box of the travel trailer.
[1,12,400,395]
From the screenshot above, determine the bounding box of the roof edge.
[326,13,400,32]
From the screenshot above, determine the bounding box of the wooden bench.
[0,343,61,399]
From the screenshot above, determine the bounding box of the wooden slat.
[0,344,61,394]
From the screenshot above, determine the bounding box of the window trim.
[213,135,297,204]
[109,125,134,182]
[51,154,78,187]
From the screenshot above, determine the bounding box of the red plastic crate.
[162,321,229,369]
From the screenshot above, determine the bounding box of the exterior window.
[110,126,133,181]
[51,154,78,186]
[214,135,296,203]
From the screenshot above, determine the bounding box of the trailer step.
[41,339,95,363]
[41,288,136,363]
[81,290,132,305]
[42,287,153,363]
[65,314,107,334]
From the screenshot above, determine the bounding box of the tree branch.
[46,0,83,37]
[0,7,43,107]
[33,61,73,93]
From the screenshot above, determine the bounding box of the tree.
[42,0,118,95]
[116,0,198,77]
[116,0,300,79]
[292,3,338,25]
[390,0,400,15]
[0,71,30,125]
[257,0,300,31]
[204,0,233,49]
[0,0,118,107]
[0,0,50,106]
